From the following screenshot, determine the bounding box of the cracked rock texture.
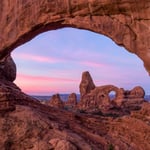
[0,0,150,73]
[0,101,150,150]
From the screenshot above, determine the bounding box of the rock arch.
[0,0,150,73]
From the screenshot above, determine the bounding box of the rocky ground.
[0,85,149,149]
[0,57,150,149]
[0,99,150,150]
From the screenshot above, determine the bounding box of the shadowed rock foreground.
[0,58,150,150]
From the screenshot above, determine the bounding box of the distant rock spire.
[79,71,95,98]
[48,94,64,109]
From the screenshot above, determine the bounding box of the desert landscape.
[0,0,150,150]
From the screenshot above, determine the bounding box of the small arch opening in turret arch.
[11,27,150,96]
[108,91,117,101]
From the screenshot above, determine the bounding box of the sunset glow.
[12,28,150,95]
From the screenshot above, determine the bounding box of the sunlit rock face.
[0,0,150,73]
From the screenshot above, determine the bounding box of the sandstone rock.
[130,86,145,98]
[78,72,146,115]
[0,101,150,150]
[79,71,95,98]
[0,55,16,82]
[114,86,145,110]
[0,70,148,150]
[0,78,23,112]
[49,138,77,150]
[78,84,122,113]
[0,86,15,112]
[0,1,149,148]
[65,93,77,109]
[48,94,64,109]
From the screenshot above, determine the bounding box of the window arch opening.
[12,28,150,97]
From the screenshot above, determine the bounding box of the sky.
[12,28,150,95]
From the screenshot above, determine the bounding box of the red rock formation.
[0,68,149,149]
[0,87,15,112]
[0,1,150,74]
[48,94,64,109]
[0,100,149,150]
[79,71,95,99]
[130,86,145,98]
[0,1,149,149]
[78,71,145,114]
[65,93,77,109]
[0,55,16,82]
[78,85,113,111]
[49,138,77,150]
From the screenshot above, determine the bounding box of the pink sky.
[12,28,150,95]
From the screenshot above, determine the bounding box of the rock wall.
[0,0,150,73]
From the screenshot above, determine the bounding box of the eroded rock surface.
[0,55,16,82]
[0,0,150,73]
[78,71,145,115]
[130,86,145,98]
[79,71,95,99]
[65,93,77,109]
[0,87,15,112]
[0,0,150,147]
[0,68,149,149]
[48,94,64,109]
[49,138,77,150]
[0,101,149,150]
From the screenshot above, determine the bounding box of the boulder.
[0,55,16,82]
[65,93,77,108]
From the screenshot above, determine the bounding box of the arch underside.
[0,0,150,73]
